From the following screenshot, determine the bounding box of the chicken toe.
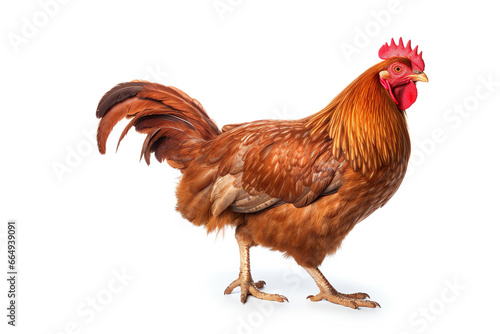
[224,277,287,303]
[307,291,379,309]
[304,267,380,309]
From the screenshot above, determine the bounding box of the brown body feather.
[96,58,411,268]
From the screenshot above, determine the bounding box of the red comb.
[379,38,425,72]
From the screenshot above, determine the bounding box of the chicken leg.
[304,267,380,309]
[224,236,288,303]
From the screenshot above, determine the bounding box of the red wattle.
[393,81,417,110]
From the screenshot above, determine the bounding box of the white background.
[1,0,499,333]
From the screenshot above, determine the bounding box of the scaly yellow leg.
[224,235,288,303]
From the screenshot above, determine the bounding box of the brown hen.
[96,38,428,309]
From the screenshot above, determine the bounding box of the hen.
[96,38,428,309]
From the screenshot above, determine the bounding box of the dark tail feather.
[96,81,220,169]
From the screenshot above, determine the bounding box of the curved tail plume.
[96,81,221,168]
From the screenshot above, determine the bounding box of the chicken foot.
[224,237,288,303]
[304,267,380,309]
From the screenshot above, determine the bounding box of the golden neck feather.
[306,61,411,176]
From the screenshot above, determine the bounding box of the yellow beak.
[408,72,429,83]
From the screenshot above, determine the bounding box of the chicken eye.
[394,66,402,73]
